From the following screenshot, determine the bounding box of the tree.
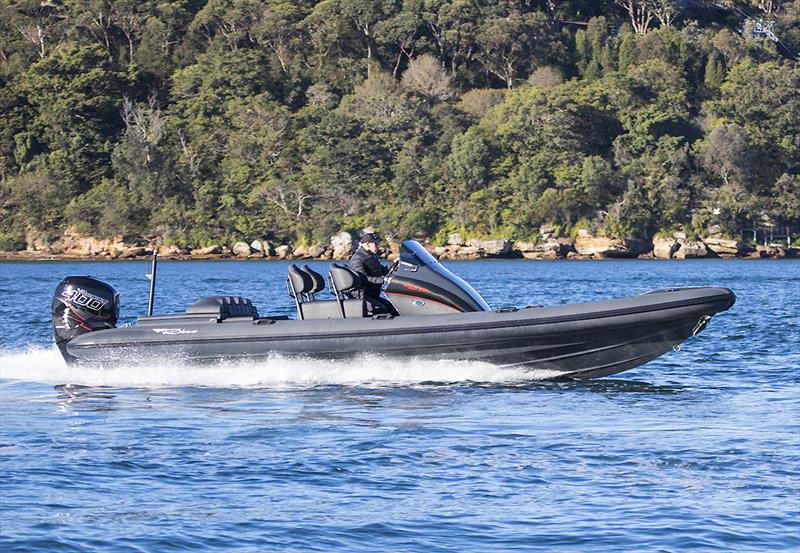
[704,52,726,90]
[6,0,68,59]
[16,43,128,194]
[476,11,558,89]
[336,0,398,78]
[615,0,654,35]
[698,124,750,186]
[249,0,307,76]
[190,0,257,51]
[422,0,480,80]
[374,1,424,78]
[705,60,799,194]
[651,0,679,28]
[401,53,453,101]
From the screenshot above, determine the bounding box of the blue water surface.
[1,258,798,551]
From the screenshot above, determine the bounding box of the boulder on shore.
[331,232,354,259]
[308,244,325,258]
[466,238,513,257]
[513,241,536,253]
[291,245,310,259]
[250,240,272,257]
[653,236,679,259]
[447,233,466,246]
[192,245,222,256]
[519,238,572,259]
[703,238,754,257]
[233,242,253,257]
[471,238,512,257]
[158,245,190,257]
[673,240,708,259]
[274,245,291,259]
[574,231,651,258]
[120,246,148,258]
[455,245,482,259]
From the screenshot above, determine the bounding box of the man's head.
[360,232,379,253]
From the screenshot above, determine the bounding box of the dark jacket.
[349,246,389,298]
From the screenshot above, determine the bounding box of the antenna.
[146,250,158,316]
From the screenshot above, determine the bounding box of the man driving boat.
[348,232,389,300]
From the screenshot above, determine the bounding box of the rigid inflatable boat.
[52,240,735,379]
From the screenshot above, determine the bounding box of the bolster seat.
[186,296,259,320]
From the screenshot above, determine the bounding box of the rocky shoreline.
[2,228,796,262]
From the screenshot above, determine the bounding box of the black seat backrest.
[330,263,363,295]
[288,264,313,296]
[302,265,326,295]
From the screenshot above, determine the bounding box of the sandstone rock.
[250,240,272,256]
[60,234,122,256]
[275,245,291,259]
[756,245,787,258]
[25,231,52,253]
[522,250,558,260]
[233,242,253,257]
[193,245,222,256]
[332,245,353,259]
[467,238,512,257]
[513,241,537,253]
[574,235,651,258]
[653,236,679,259]
[120,246,147,258]
[434,246,448,257]
[673,240,708,259]
[703,238,754,257]
[331,232,354,259]
[308,244,325,258]
[543,239,568,255]
[454,245,482,259]
[706,224,723,238]
[447,233,466,246]
[386,240,401,259]
[292,245,309,259]
[158,244,191,257]
[169,246,191,256]
[539,225,557,241]
[566,251,591,259]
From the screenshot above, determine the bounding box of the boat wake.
[0,347,559,388]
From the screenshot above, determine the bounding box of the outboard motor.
[52,276,119,362]
[384,241,492,315]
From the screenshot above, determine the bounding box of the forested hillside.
[1,0,798,251]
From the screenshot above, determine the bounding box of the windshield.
[398,241,491,311]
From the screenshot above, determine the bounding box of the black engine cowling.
[384,241,492,315]
[52,276,119,361]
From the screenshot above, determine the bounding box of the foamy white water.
[0,346,557,388]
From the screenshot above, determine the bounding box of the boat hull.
[65,287,735,380]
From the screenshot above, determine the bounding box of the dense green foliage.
[0,0,798,249]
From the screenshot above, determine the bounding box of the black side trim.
[71,290,734,350]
